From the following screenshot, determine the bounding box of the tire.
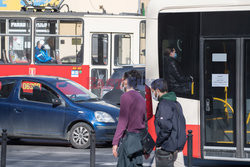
[69,122,93,149]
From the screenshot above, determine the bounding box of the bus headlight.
[94,111,115,123]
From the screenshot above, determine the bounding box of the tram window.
[35,19,83,64]
[36,20,57,35]
[91,34,108,65]
[0,19,31,64]
[158,13,200,99]
[114,34,131,66]
[9,19,30,34]
[34,36,83,64]
[0,20,6,34]
[140,21,146,64]
[59,20,82,36]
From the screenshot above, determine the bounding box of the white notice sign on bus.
[212,74,229,87]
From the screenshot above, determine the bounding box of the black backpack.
[174,101,187,151]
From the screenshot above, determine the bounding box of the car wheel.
[69,122,93,149]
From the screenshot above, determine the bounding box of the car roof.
[0,75,68,83]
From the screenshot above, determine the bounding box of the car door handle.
[14,108,23,113]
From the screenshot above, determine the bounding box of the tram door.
[90,33,132,97]
[203,38,250,158]
[90,33,110,97]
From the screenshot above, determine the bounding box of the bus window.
[140,21,146,64]
[91,34,108,65]
[0,19,31,64]
[114,34,131,65]
[35,19,83,64]
[158,13,200,99]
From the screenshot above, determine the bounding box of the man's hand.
[112,145,118,158]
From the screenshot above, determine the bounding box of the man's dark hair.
[164,47,175,57]
[123,70,141,89]
[151,79,168,93]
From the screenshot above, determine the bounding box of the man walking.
[151,79,186,167]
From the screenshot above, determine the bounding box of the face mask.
[152,91,159,101]
[120,82,127,92]
[174,53,178,59]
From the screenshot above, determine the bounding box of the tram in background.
[146,0,250,162]
[0,9,146,97]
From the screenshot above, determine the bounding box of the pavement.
[0,138,155,167]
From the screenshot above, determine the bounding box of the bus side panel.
[183,124,201,158]
[0,65,90,89]
[148,116,201,158]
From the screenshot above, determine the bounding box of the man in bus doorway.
[164,47,193,95]
[35,40,56,63]
[151,79,186,167]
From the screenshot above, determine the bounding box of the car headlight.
[94,111,115,123]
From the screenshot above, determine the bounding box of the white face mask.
[120,82,126,92]
[152,91,159,101]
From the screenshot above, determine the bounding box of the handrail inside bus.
[213,97,234,114]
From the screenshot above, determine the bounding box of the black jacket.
[154,98,179,152]
[165,56,191,94]
[117,132,143,167]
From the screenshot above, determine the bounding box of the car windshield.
[54,80,98,102]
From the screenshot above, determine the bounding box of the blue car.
[0,75,119,149]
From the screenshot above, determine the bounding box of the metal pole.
[90,130,96,167]
[187,130,193,167]
[1,129,7,167]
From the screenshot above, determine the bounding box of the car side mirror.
[52,98,62,107]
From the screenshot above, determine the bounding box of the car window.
[54,80,98,102]
[20,81,60,104]
[0,79,16,98]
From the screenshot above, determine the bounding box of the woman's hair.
[123,69,141,89]
[151,78,168,92]
[164,47,175,57]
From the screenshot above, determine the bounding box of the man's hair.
[164,47,175,57]
[151,79,168,93]
[37,40,45,46]
[123,70,141,89]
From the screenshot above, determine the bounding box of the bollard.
[187,130,193,167]
[1,129,7,167]
[90,130,96,167]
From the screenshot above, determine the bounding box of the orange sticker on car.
[22,81,41,93]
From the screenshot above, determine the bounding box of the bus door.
[202,38,250,158]
[90,33,132,97]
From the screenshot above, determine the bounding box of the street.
[0,139,154,167]
[1,139,250,167]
